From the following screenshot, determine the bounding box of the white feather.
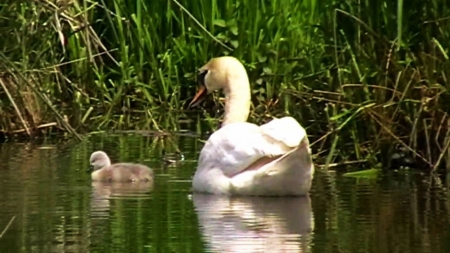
[193,117,314,196]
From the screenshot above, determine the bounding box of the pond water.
[0,133,449,253]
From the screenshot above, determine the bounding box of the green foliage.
[0,0,449,167]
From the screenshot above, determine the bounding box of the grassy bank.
[0,0,449,169]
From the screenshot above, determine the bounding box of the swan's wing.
[197,122,296,177]
[260,116,307,148]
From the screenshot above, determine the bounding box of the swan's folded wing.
[198,122,293,177]
[260,116,307,148]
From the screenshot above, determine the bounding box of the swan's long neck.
[222,74,251,127]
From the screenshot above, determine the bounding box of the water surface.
[0,133,449,253]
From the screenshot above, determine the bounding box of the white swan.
[189,56,314,196]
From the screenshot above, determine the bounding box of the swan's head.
[189,56,248,107]
[89,151,111,171]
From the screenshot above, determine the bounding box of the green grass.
[0,0,449,169]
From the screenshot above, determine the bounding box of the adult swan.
[189,56,314,196]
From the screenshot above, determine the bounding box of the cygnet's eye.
[197,70,208,86]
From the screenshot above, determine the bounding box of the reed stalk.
[0,0,449,168]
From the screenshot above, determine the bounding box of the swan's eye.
[197,70,208,86]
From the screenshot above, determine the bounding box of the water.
[0,133,449,253]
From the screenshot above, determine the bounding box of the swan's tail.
[230,138,314,196]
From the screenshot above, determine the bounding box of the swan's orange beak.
[189,85,207,108]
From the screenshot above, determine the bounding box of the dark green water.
[0,133,449,253]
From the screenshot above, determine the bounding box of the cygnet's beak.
[87,163,94,172]
[189,84,207,108]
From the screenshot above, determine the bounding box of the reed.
[0,0,449,169]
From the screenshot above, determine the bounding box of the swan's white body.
[190,56,314,196]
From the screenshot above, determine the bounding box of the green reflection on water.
[0,134,449,253]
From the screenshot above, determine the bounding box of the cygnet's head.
[89,151,111,170]
[189,56,249,107]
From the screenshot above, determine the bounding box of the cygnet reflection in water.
[90,181,154,218]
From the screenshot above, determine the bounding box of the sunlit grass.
[0,0,449,168]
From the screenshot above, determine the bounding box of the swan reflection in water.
[192,194,314,253]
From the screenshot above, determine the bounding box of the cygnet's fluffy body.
[89,151,153,182]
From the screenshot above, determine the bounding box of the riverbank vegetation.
[0,0,449,170]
